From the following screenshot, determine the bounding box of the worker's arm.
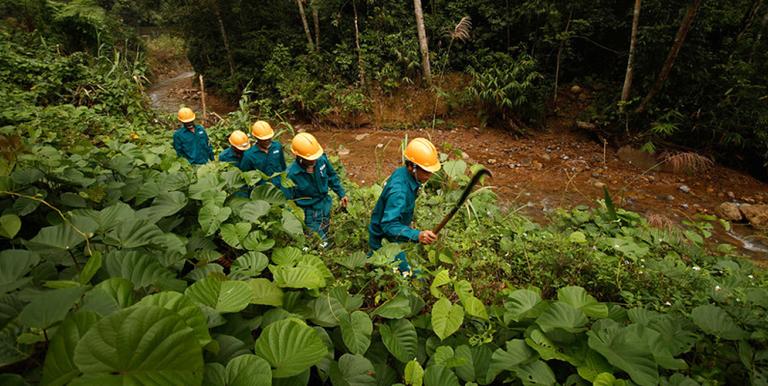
[278,143,287,171]
[172,131,186,159]
[202,127,214,161]
[379,190,419,242]
[326,158,346,199]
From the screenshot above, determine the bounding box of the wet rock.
[355,133,370,141]
[541,154,551,161]
[658,195,675,202]
[461,151,470,160]
[575,121,596,130]
[681,203,689,209]
[679,185,691,193]
[376,143,384,149]
[532,161,543,170]
[570,85,582,94]
[727,191,736,199]
[717,202,743,221]
[562,155,570,160]
[594,182,606,189]
[740,204,768,228]
[591,172,601,178]
[706,187,715,193]
[337,145,350,156]
[487,158,497,165]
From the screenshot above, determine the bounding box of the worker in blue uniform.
[172,107,214,165]
[218,130,251,168]
[285,132,348,244]
[368,138,441,273]
[240,120,287,187]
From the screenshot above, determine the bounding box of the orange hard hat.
[178,107,196,123]
[404,138,441,172]
[228,130,251,151]
[251,120,274,140]
[291,132,324,160]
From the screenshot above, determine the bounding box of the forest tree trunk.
[296,0,315,51]
[312,0,320,49]
[635,0,702,114]
[621,0,642,107]
[353,0,365,86]
[211,0,235,76]
[413,0,432,86]
[553,11,573,107]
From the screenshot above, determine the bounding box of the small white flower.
[736,298,741,302]
[715,285,722,291]
[639,271,643,274]
[748,275,754,280]
[614,244,620,249]
[640,258,645,262]
[664,301,672,306]
[692,266,701,271]
[302,246,309,252]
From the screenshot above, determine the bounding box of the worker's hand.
[340,196,349,207]
[418,230,438,245]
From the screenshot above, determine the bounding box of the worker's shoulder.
[286,161,303,176]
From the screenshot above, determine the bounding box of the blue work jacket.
[368,166,421,249]
[219,147,245,169]
[286,154,345,209]
[173,125,214,165]
[240,141,287,177]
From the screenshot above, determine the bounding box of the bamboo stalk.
[199,75,207,121]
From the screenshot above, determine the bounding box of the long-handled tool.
[433,168,492,234]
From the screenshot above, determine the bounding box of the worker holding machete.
[368,138,441,273]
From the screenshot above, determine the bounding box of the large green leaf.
[0,214,21,238]
[404,359,424,386]
[431,298,464,341]
[487,339,534,382]
[340,311,373,355]
[454,344,493,384]
[225,354,272,386]
[248,278,284,307]
[199,204,232,236]
[104,219,164,248]
[136,191,188,221]
[185,278,252,313]
[0,323,32,368]
[136,292,211,346]
[690,304,748,340]
[429,269,452,299]
[380,319,418,363]
[220,223,252,249]
[306,295,348,327]
[525,328,574,364]
[329,354,376,386]
[271,265,326,289]
[81,278,134,316]
[515,360,555,386]
[104,250,175,289]
[71,305,204,385]
[230,252,269,279]
[41,311,101,386]
[281,209,304,236]
[28,223,84,251]
[0,250,39,294]
[462,296,488,320]
[424,365,460,386]
[535,302,588,333]
[78,252,102,285]
[254,318,328,378]
[19,287,85,329]
[250,184,287,204]
[576,348,614,382]
[372,293,411,319]
[557,286,609,318]
[239,200,271,222]
[587,320,658,386]
[504,289,542,323]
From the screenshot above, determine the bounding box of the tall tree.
[413,0,432,86]
[621,0,642,107]
[210,0,235,76]
[296,0,314,51]
[311,0,320,49]
[352,0,365,86]
[635,0,702,114]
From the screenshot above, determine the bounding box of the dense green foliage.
[2,2,768,386]
[112,0,768,174]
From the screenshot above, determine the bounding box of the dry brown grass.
[445,16,472,42]
[662,151,714,174]
[646,213,676,231]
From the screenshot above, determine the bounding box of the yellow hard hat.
[404,138,441,172]
[251,120,274,140]
[178,107,196,123]
[228,130,251,151]
[291,132,324,160]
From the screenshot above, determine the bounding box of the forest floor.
[145,45,768,260]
